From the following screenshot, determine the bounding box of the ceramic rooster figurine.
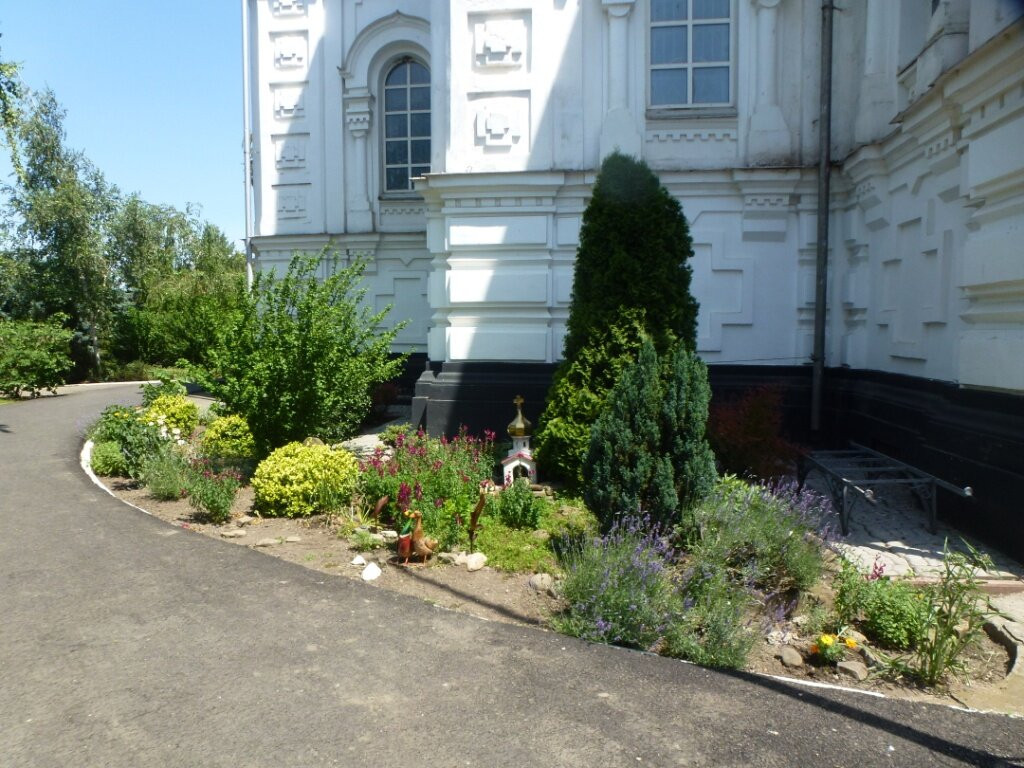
[408,511,438,565]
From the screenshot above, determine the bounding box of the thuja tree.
[584,338,716,532]
[205,250,408,457]
[536,152,699,488]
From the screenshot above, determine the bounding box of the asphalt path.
[1,384,1022,767]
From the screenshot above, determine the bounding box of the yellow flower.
[844,637,858,649]
[820,634,835,647]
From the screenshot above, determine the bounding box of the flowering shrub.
[665,565,753,669]
[89,405,163,479]
[834,559,929,650]
[358,426,496,541]
[810,632,858,664]
[252,442,358,518]
[140,377,187,407]
[142,444,190,501]
[187,458,242,524]
[495,478,545,530]
[143,394,198,438]
[554,516,679,650]
[90,440,129,476]
[199,414,256,463]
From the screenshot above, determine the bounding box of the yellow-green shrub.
[252,442,358,518]
[143,394,199,438]
[200,414,256,461]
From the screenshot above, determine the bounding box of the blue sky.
[1,1,245,246]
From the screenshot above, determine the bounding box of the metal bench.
[797,442,974,536]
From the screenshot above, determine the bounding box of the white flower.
[171,427,181,436]
[176,439,186,446]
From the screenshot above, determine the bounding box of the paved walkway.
[2,385,1023,767]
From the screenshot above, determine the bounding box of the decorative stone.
[529,573,554,593]
[221,529,247,538]
[779,645,804,668]
[837,660,869,682]
[236,515,255,526]
[858,645,883,668]
[368,533,386,545]
[255,538,278,547]
[361,562,382,581]
[351,555,367,566]
[466,552,488,572]
[380,530,399,542]
[285,536,301,543]
[454,552,469,566]
[845,629,868,645]
[438,552,459,565]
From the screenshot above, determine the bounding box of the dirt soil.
[105,477,1015,713]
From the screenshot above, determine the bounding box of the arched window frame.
[380,55,431,198]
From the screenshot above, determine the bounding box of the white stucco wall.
[245,0,1024,393]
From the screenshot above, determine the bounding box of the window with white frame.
[382,58,430,194]
[649,0,733,108]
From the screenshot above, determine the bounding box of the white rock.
[466,553,487,572]
[220,529,246,538]
[351,555,367,566]
[380,530,399,542]
[438,552,459,565]
[779,645,804,668]
[361,562,382,581]
[837,660,869,682]
[454,552,469,566]
[254,538,277,547]
[529,573,554,593]
[285,536,301,543]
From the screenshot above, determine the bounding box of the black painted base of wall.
[413,361,1024,563]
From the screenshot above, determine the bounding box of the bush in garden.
[252,441,359,518]
[665,566,754,670]
[205,250,407,457]
[141,444,190,501]
[554,516,679,650]
[0,315,74,398]
[584,339,716,532]
[707,385,799,480]
[90,440,128,476]
[186,459,242,524]
[834,559,929,651]
[89,405,163,479]
[496,477,545,530]
[142,393,198,438]
[140,377,186,407]
[199,413,256,463]
[536,153,699,488]
[358,426,496,541]
[679,475,833,596]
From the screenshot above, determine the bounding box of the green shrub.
[141,444,190,500]
[89,405,163,479]
[252,442,359,518]
[834,559,929,651]
[140,377,187,407]
[91,440,128,476]
[584,339,716,532]
[496,478,545,530]
[665,567,753,670]
[536,153,699,488]
[680,476,829,595]
[199,413,256,462]
[474,518,557,573]
[554,516,678,650]
[539,499,599,560]
[205,250,407,457]
[186,459,242,524]
[0,315,73,398]
[142,393,198,438]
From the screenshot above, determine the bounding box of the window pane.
[410,139,430,164]
[410,165,429,179]
[693,66,729,103]
[385,62,408,86]
[409,61,430,84]
[693,23,729,62]
[410,112,431,137]
[386,166,409,191]
[651,68,688,105]
[651,0,687,22]
[384,87,407,112]
[409,86,430,110]
[651,27,687,65]
[386,140,408,165]
[385,114,407,138]
[693,0,729,19]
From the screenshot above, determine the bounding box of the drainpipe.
[811,0,834,434]
[241,0,255,291]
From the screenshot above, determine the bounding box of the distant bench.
[797,442,974,536]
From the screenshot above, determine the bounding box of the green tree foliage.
[0,315,73,397]
[206,250,408,457]
[536,153,699,488]
[584,338,716,531]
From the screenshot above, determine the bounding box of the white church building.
[243,0,1024,557]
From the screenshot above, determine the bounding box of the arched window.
[382,58,430,193]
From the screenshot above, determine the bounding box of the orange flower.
[844,637,858,649]
[810,644,819,655]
